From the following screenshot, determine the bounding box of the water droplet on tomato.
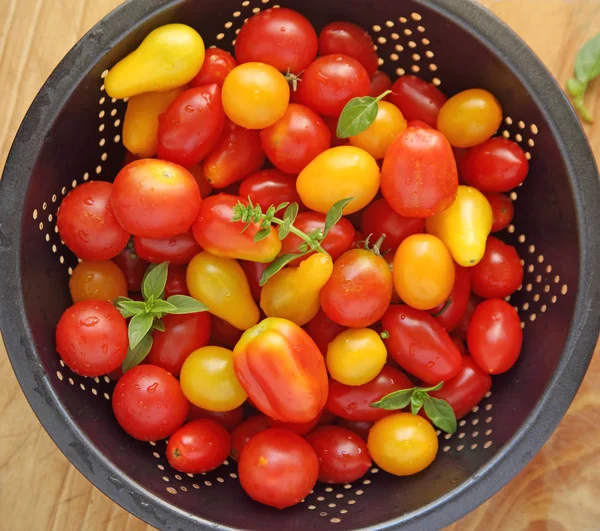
[101,343,108,355]
[184,105,195,113]
[400,315,405,320]
[147,382,159,393]
[83,197,95,206]
[408,344,417,357]
[280,27,286,32]
[78,230,90,242]
[426,361,435,368]
[134,384,141,390]
[80,316,99,327]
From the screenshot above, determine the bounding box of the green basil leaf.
[323,197,354,237]
[278,218,292,240]
[114,296,133,305]
[118,300,147,317]
[370,388,414,410]
[575,33,600,84]
[567,77,586,98]
[259,252,308,286]
[122,334,153,373]
[418,381,444,393]
[574,95,594,123]
[254,228,272,243]
[411,392,425,416]
[142,262,169,301]
[283,203,299,225]
[128,312,155,350]
[336,90,392,138]
[152,319,165,332]
[423,396,457,434]
[166,295,209,314]
[150,299,178,314]
[275,202,290,213]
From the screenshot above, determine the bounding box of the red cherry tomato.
[239,260,267,303]
[323,116,349,148]
[485,192,515,232]
[239,429,319,509]
[337,419,374,440]
[210,316,244,349]
[145,312,211,376]
[112,247,149,292]
[471,236,523,299]
[461,137,528,192]
[187,404,244,431]
[239,169,303,212]
[382,305,462,384]
[351,230,365,249]
[56,301,128,377]
[164,265,189,298]
[429,265,471,332]
[260,104,331,174]
[296,54,370,117]
[318,22,378,76]
[133,231,201,266]
[452,336,468,357]
[370,71,392,97]
[112,365,189,441]
[454,294,482,340]
[187,163,214,198]
[191,48,237,87]
[268,416,320,435]
[235,8,318,74]
[230,415,270,461]
[57,181,130,261]
[167,419,231,473]
[467,298,522,374]
[305,308,347,355]
[327,365,413,422]
[388,75,447,128]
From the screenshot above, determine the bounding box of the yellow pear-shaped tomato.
[105,24,205,99]
[186,251,259,330]
[297,146,380,215]
[425,185,493,267]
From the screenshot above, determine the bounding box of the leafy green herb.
[166,295,209,314]
[152,320,166,332]
[324,198,353,237]
[431,297,452,317]
[122,334,154,373]
[128,312,155,350]
[336,90,392,138]
[567,32,600,123]
[142,262,169,300]
[259,252,310,286]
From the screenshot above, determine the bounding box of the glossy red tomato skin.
[485,192,515,233]
[260,104,331,174]
[381,126,458,218]
[461,137,529,192]
[471,237,523,299]
[230,415,270,461]
[239,260,267,303]
[157,85,225,167]
[454,294,482,341]
[133,231,202,266]
[305,425,372,484]
[326,365,414,422]
[210,316,244,349]
[112,365,189,441]
[56,301,128,377]
[112,247,149,292]
[239,170,303,212]
[323,116,349,148]
[452,336,468,357]
[191,48,237,87]
[57,181,130,261]
[239,429,319,509]
[187,405,244,431]
[166,419,231,473]
[388,76,447,128]
[429,265,471,332]
[164,265,189,298]
[268,416,320,435]
[318,22,378,76]
[145,312,211,377]
[305,308,347,355]
[337,419,374,440]
[235,8,318,74]
[360,198,425,253]
[382,305,462,384]
[370,71,392,97]
[296,54,370,117]
[467,298,523,374]
[430,356,491,419]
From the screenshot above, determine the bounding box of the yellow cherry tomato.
[180,346,247,412]
[349,101,407,159]
[425,185,493,267]
[436,88,503,148]
[260,253,333,326]
[105,24,205,99]
[69,260,127,303]
[186,251,259,330]
[326,328,387,386]
[122,87,185,158]
[297,146,380,215]
[222,62,290,129]
[393,234,454,310]
[368,413,438,476]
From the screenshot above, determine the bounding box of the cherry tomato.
[368,413,438,476]
[305,308,346,355]
[320,248,393,328]
[318,22,378,76]
[327,365,413,421]
[360,198,424,253]
[187,404,244,431]
[133,231,201,266]
[437,88,503,148]
[337,419,374,440]
[351,230,365,249]
[157,85,226,167]
[235,8,318,74]
[187,163,214,198]
[191,48,237,87]
[452,336,468,357]
[485,192,515,232]
[210,316,244,349]
[112,159,202,239]
[381,125,458,218]
[471,236,523,299]
[164,264,189,298]
[260,104,331,174]
[382,305,462,384]
[370,71,392,97]
[167,419,231,473]
[145,312,211,376]
[429,265,471,332]
[202,119,266,189]
[238,170,302,213]
[454,294,482,340]
[231,415,270,461]
[112,365,189,441]
[430,356,491,419]
[467,298,522,374]
[239,429,319,509]
[69,260,127,303]
[268,416,320,435]
[462,138,529,192]
[323,115,349,148]
[112,247,148,292]
[56,301,128,377]
[296,54,370,117]
[388,76,447,128]
[239,260,267,303]
[57,181,129,261]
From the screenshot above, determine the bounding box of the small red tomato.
[187,163,214,198]
[133,231,202,266]
[461,138,529,192]
[268,416,320,435]
[388,76,447,127]
[167,419,231,473]
[429,265,471,332]
[260,104,331,174]
[337,419,374,440]
[56,301,128,377]
[230,415,270,461]
[191,48,237,87]
[452,336,468,357]
[239,169,302,212]
[351,230,365,249]
[454,294,482,341]
[112,247,149,292]
[164,265,189,298]
[211,316,244,349]
[239,429,319,509]
[467,299,522,374]
[112,365,189,441]
[323,116,349,148]
[239,260,268,303]
[187,405,244,431]
[471,237,523,299]
[318,22,378,76]
[370,71,392,97]
[485,192,515,232]
[305,308,347,355]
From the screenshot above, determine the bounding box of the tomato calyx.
[355,232,387,257]
[371,382,457,434]
[284,69,304,92]
[380,330,390,339]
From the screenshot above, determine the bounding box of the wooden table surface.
[0,0,599,530]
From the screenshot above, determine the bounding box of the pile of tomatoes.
[53,7,528,510]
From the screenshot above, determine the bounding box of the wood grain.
[0,1,598,530]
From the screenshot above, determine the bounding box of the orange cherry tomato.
[69,260,128,303]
